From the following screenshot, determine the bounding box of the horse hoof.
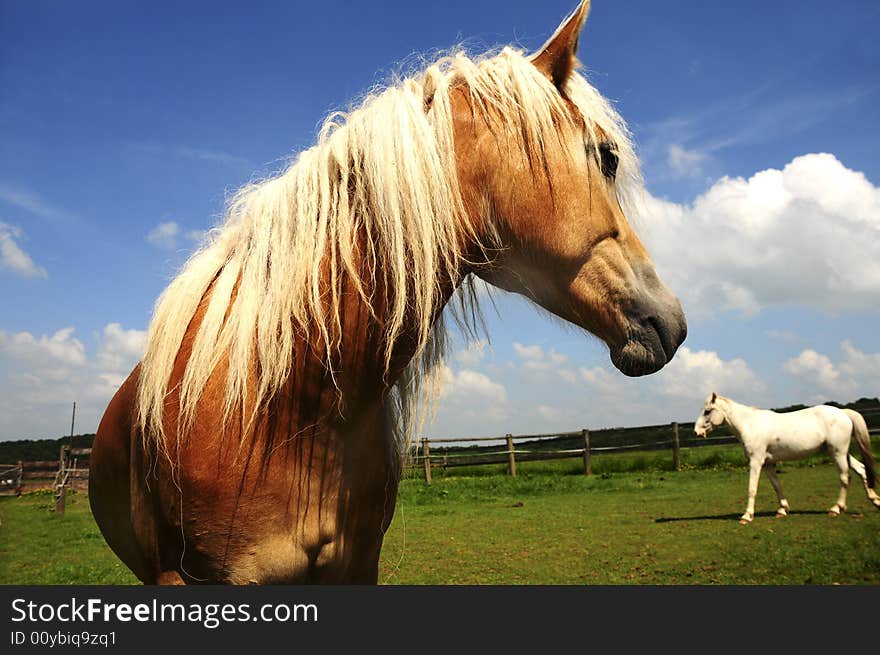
[775,511,787,518]
[739,518,751,525]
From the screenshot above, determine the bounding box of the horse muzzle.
[610,280,687,377]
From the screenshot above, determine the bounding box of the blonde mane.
[135,46,642,455]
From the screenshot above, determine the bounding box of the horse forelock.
[135,45,643,458]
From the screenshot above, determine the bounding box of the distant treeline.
[1,397,878,463]
[0,433,95,463]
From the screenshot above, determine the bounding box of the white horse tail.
[844,409,876,490]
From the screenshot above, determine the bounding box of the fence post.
[54,445,68,515]
[506,434,517,477]
[672,421,681,472]
[55,484,66,514]
[15,460,23,496]
[421,438,432,485]
[582,429,592,476]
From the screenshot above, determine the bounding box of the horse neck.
[277,250,459,432]
[717,397,751,436]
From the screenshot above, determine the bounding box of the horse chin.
[608,294,687,377]
[609,333,669,377]
[608,300,687,377]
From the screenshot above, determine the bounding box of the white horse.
[694,392,880,524]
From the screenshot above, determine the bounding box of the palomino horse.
[695,392,880,525]
[90,1,686,584]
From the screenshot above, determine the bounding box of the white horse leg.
[741,459,763,524]
[763,464,789,517]
[847,456,880,509]
[829,451,849,515]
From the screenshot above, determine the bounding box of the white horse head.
[694,391,725,437]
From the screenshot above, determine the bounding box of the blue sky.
[1,0,879,440]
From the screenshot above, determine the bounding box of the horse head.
[454,1,686,377]
[694,391,725,437]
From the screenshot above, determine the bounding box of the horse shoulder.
[738,412,768,444]
[736,424,765,458]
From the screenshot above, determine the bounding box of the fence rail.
[407,423,880,483]
[0,446,92,505]
[0,463,22,495]
[2,411,878,490]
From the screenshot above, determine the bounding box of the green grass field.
[2,450,879,585]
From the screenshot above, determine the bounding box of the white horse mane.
[135,45,643,453]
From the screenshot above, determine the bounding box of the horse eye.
[598,143,618,179]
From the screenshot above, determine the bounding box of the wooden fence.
[408,422,720,483]
[0,463,22,495]
[2,409,878,490]
[0,447,91,513]
[407,410,880,484]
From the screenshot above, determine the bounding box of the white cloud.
[784,340,880,399]
[537,404,565,423]
[147,221,206,250]
[0,327,86,367]
[96,323,147,372]
[440,366,508,405]
[489,344,766,432]
[454,339,488,368]
[0,222,47,278]
[839,341,880,385]
[174,146,252,169]
[784,349,840,391]
[638,153,880,317]
[653,347,765,399]
[127,142,252,171]
[427,365,511,434]
[513,342,573,374]
[511,342,584,390]
[512,342,543,362]
[667,144,706,178]
[186,229,208,244]
[0,323,145,439]
[576,346,764,410]
[765,329,802,343]
[0,183,73,222]
[557,368,578,385]
[147,221,182,249]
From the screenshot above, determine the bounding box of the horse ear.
[710,391,717,403]
[530,1,591,91]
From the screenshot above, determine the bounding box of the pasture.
[1,446,879,585]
